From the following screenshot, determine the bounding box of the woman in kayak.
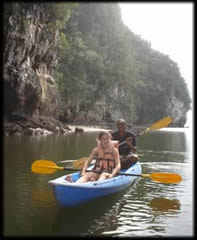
[75,131,121,183]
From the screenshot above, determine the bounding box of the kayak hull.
[48,161,142,207]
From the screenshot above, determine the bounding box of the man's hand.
[126,137,137,153]
[126,137,133,145]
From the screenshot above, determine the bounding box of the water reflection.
[144,128,192,164]
[31,190,56,208]
[52,187,133,236]
[149,198,180,214]
[84,192,182,236]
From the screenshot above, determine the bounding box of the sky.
[119,3,193,102]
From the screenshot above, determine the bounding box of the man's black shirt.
[112,131,136,155]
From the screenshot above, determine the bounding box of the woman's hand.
[101,172,111,178]
[107,173,113,178]
[80,169,86,176]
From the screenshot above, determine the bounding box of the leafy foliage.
[53,3,191,124]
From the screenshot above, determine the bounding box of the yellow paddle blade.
[148,116,173,131]
[142,172,182,184]
[73,157,88,169]
[31,160,64,174]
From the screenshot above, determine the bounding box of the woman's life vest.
[93,141,118,173]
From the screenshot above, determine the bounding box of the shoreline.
[68,124,189,134]
[4,118,188,136]
[68,124,112,133]
[68,124,147,134]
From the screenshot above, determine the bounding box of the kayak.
[48,161,142,207]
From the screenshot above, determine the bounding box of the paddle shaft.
[62,167,182,183]
[59,166,144,177]
[119,129,162,147]
[119,130,157,147]
[53,167,181,182]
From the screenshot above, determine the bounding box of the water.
[3,128,193,236]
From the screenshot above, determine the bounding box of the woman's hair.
[97,131,112,140]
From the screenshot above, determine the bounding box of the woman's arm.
[81,148,97,176]
[109,148,121,178]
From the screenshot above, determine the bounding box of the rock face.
[3,4,60,120]
[4,114,72,136]
[165,96,188,126]
[3,4,67,135]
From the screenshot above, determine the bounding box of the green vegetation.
[54,3,191,124]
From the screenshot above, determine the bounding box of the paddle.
[58,157,89,169]
[34,157,89,169]
[73,116,173,168]
[137,115,172,135]
[118,115,173,146]
[58,157,90,164]
[31,160,182,184]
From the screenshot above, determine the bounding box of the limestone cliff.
[165,96,188,126]
[4,3,60,120]
[3,3,68,135]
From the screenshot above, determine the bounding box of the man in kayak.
[75,131,121,183]
[112,119,139,169]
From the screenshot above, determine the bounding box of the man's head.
[117,119,126,132]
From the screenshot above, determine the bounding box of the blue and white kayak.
[48,161,142,207]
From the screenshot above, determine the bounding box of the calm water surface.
[4,128,193,236]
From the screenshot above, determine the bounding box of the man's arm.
[126,136,137,153]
